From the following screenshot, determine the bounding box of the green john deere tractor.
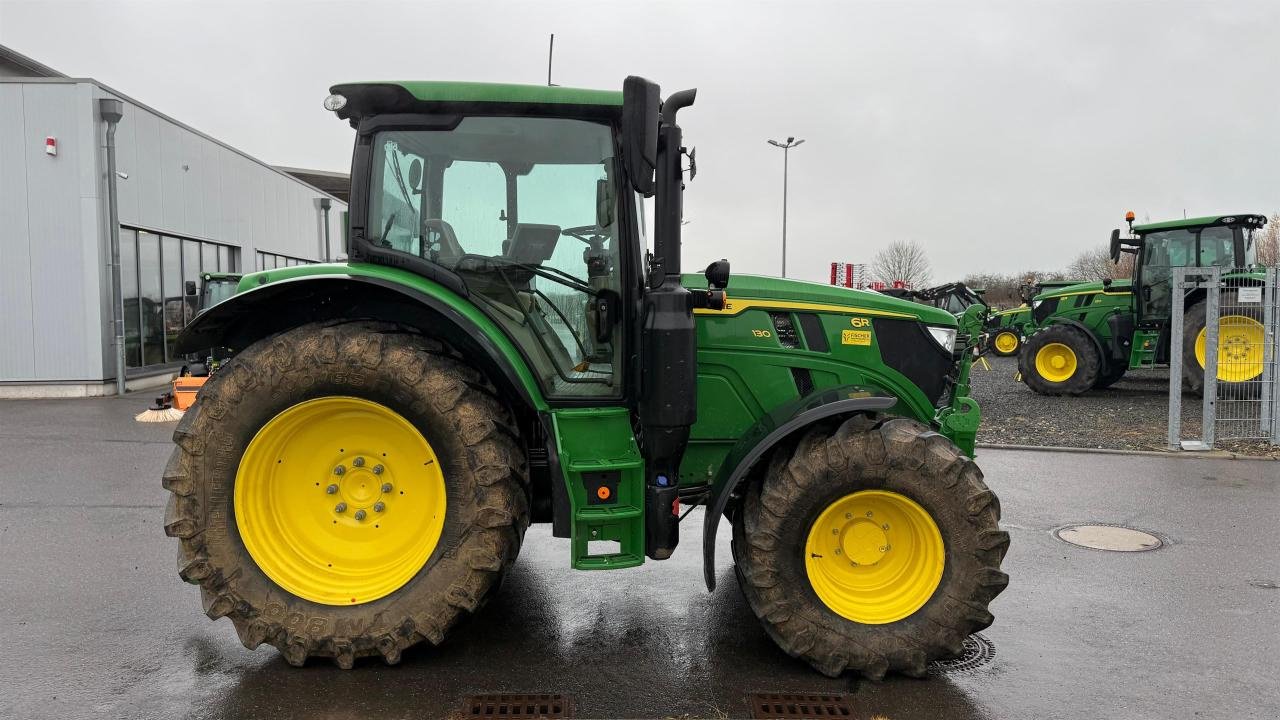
[162,78,1007,678]
[1018,213,1269,395]
[984,280,1081,357]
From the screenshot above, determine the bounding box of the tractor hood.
[1037,279,1132,300]
[683,273,957,326]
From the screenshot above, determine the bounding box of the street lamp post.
[767,136,804,277]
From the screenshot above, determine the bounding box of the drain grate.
[463,694,572,719]
[749,692,852,718]
[928,632,995,675]
[1054,523,1163,552]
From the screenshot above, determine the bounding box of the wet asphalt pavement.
[1,397,1278,719]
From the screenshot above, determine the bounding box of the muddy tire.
[731,415,1009,679]
[1018,324,1099,396]
[163,321,528,668]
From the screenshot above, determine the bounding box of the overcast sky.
[3,0,1277,283]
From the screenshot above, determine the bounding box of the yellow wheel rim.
[804,490,945,624]
[234,396,446,605]
[993,331,1019,354]
[1035,342,1077,383]
[1195,315,1265,383]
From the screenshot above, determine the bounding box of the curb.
[976,442,1278,462]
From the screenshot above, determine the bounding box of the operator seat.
[421,219,465,267]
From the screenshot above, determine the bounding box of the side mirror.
[621,76,660,197]
[1109,229,1122,263]
[705,259,730,289]
[596,178,614,228]
[407,158,423,190]
[184,280,197,296]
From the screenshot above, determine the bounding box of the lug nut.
[373,502,385,513]
[844,512,852,519]
[334,502,347,513]
[882,523,890,530]
[866,511,874,518]
[834,548,842,555]
[354,509,367,521]
[373,464,384,475]
[381,482,393,493]
[879,546,887,552]
[325,484,338,494]
[353,457,365,467]
[333,466,345,476]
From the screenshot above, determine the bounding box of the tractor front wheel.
[731,415,1009,678]
[989,330,1021,357]
[163,321,528,668]
[1018,324,1099,395]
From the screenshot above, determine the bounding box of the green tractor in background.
[1018,212,1269,395]
[162,77,1007,678]
[984,279,1081,357]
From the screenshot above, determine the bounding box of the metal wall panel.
[0,83,36,379]
[2,78,348,383]
[20,83,94,380]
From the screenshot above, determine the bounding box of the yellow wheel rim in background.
[235,397,446,606]
[1195,315,1265,383]
[804,490,945,624]
[1035,342,1077,383]
[993,332,1019,354]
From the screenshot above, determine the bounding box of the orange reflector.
[596,486,611,500]
[1125,210,1135,221]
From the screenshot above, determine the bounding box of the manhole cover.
[749,692,852,718]
[1054,524,1163,552]
[462,694,572,719]
[928,632,995,675]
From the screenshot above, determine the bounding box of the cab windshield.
[367,117,625,398]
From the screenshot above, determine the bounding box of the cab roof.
[327,81,622,124]
[1132,214,1266,233]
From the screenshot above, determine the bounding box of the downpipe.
[99,99,126,396]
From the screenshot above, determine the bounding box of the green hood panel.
[1039,279,1132,300]
[682,273,956,326]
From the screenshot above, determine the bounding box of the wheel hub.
[1035,342,1078,383]
[234,396,446,605]
[804,490,944,625]
[1195,315,1265,383]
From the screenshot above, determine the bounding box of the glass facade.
[255,251,316,270]
[118,227,239,369]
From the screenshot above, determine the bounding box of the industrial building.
[0,45,348,397]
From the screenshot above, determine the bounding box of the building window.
[119,226,239,370]
[255,250,317,271]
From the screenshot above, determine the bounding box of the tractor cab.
[1112,213,1267,326]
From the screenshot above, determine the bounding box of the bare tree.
[1256,212,1280,267]
[872,241,932,288]
[1067,245,1133,282]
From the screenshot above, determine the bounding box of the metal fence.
[1169,267,1279,449]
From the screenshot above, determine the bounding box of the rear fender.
[174,273,545,412]
[700,385,897,590]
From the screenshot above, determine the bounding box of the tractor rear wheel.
[163,321,528,668]
[1018,324,1099,395]
[731,415,1009,679]
[1093,362,1127,389]
[990,330,1020,357]
[1182,294,1266,395]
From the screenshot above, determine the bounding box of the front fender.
[701,385,897,591]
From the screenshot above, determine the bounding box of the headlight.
[926,326,957,353]
[1032,299,1042,309]
[323,93,348,111]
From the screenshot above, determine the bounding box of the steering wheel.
[561,225,608,245]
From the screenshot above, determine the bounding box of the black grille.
[1032,297,1059,324]
[770,312,801,348]
[871,318,951,407]
[749,693,853,718]
[462,694,572,719]
[790,367,814,396]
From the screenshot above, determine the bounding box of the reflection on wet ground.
[1,396,1276,719]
